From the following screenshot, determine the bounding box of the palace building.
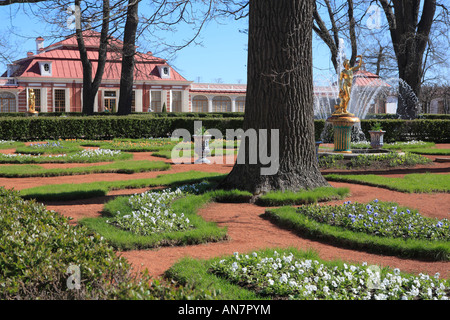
[0,31,247,114]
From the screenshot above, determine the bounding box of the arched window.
[0,92,16,112]
[192,95,208,112]
[235,96,245,112]
[213,96,231,112]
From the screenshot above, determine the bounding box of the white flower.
[323,286,330,295]
[279,273,288,284]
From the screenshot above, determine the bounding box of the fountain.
[326,55,363,153]
[313,42,419,158]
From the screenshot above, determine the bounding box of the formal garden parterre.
[0,115,449,300]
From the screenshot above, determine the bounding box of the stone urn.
[193,134,212,164]
[369,130,386,149]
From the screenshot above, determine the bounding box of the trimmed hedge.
[317,119,450,143]
[365,113,450,120]
[0,116,447,143]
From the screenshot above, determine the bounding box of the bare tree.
[75,0,111,115]
[377,0,438,119]
[116,0,217,115]
[0,0,47,5]
[117,0,139,115]
[312,0,359,73]
[358,30,398,78]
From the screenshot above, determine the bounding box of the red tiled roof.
[9,30,187,82]
[45,30,123,50]
[353,70,390,87]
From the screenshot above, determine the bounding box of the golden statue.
[28,88,37,114]
[333,55,363,115]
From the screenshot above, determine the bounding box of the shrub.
[0,187,153,299]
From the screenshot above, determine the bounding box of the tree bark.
[117,0,139,115]
[218,0,329,194]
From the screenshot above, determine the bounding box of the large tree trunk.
[219,0,329,194]
[117,0,139,115]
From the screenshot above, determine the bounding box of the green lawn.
[256,186,350,206]
[408,148,450,155]
[19,171,227,201]
[0,160,170,177]
[325,173,450,193]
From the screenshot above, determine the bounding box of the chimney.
[35,36,44,53]
[147,51,153,56]
[27,52,34,57]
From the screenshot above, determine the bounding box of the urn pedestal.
[193,134,211,164]
[326,114,360,153]
[369,130,386,149]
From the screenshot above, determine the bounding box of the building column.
[65,88,71,112]
[135,89,143,112]
[231,96,236,112]
[94,91,99,112]
[41,88,48,112]
[207,96,213,113]
[182,90,190,112]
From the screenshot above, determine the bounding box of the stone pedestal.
[326,114,360,153]
[369,130,386,149]
[193,134,211,164]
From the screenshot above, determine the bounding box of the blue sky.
[1,3,340,84]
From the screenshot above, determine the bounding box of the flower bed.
[209,249,449,300]
[263,201,450,260]
[80,182,234,249]
[318,152,431,169]
[298,200,449,241]
[0,148,131,163]
[15,141,82,155]
[106,189,192,236]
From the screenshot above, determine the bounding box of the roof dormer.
[158,65,171,79]
[38,61,52,77]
